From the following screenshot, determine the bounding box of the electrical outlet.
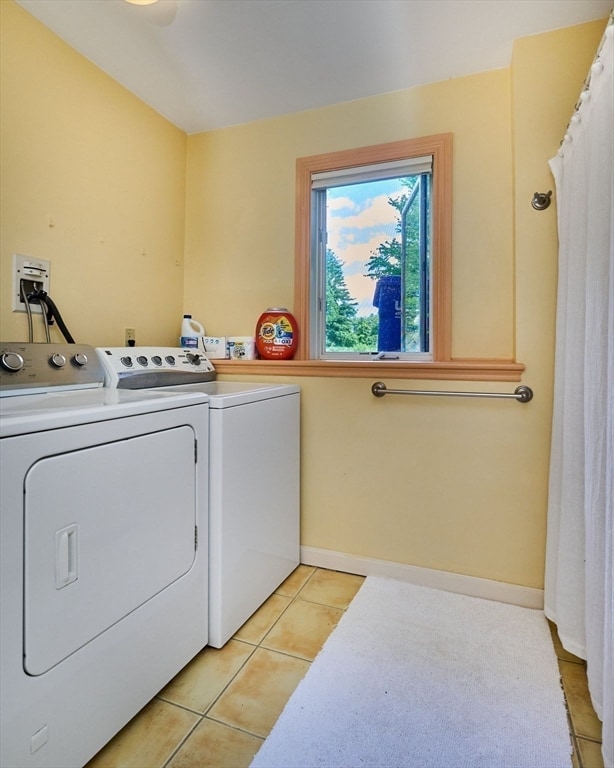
[12,254,51,313]
[125,328,136,345]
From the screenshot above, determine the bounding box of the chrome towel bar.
[371,382,534,403]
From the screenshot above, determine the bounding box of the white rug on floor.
[250,576,572,768]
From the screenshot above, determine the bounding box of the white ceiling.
[15,0,613,134]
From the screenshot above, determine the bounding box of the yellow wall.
[186,71,516,356]
[185,20,605,589]
[0,0,187,346]
[0,0,606,588]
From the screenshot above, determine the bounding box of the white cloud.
[328,196,357,212]
[328,193,399,253]
[335,193,398,230]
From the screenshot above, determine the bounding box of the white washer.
[0,343,209,768]
[194,379,300,647]
[97,347,300,648]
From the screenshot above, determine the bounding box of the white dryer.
[97,347,300,648]
[0,343,209,768]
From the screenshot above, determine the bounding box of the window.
[295,135,453,363]
[311,156,432,360]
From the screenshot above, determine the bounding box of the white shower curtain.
[544,19,613,768]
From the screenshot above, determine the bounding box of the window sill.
[213,358,525,382]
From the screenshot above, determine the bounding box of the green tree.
[363,237,401,279]
[353,314,379,349]
[325,249,358,350]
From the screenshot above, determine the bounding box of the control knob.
[0,351,25,372]
[186,353,201,366]
[73,353,88,366]
[50,353,66,368]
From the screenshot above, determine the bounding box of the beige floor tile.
[576,737,605,768]
[275,564,316,597]
[167,718,263,768]
[85,698,199,768]
[261,597,343,660]
[158,640,255,713]
[549,621,585,663]
[208,647,309,738]
[233,593,291,645]
[571,740,581,768]
[559,660,603,741]
[298,568,365,608]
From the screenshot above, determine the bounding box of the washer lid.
[0,387,208,437]
[166,380,300,407]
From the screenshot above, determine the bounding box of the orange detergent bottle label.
[255,309,298,360]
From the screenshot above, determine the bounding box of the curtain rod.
[371,382,534,403]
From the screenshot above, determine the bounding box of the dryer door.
[23,425,197,676]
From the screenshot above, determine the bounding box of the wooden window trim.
[295,133,453,362]
[214,134,525,382]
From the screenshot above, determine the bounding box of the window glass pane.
[322,173,431,356]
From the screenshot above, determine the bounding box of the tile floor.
[550,622,605,768]
[86,566,604,768]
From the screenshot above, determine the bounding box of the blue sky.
[327,178,405,316]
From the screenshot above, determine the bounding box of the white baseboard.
[300,546,544,610]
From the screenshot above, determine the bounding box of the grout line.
[156,572,315,768]
[575,735,603,744]
[290,564,320,596]
[257,644,320,664]
[203,712,268,741]
[175,566,323,730]
[565,709,584,768]
[156,570,318,767]
[197,643,259,718]
[161,717,203,768]
[253,566,321,647]
[155,694,209,717]
[155,639,259,721]
[549,626,603,765]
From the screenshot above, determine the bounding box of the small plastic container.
[255,308,298,360]
[180,314,205,349]
[201,337,228,359]
[227,337,257,360]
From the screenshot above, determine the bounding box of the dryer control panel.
[0,342,104,396]
[96,346,216,389]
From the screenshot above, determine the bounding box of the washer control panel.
[96,347,216,389]
[0,343,104,396]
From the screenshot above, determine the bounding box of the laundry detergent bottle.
[255,308,298,360]
[180,314,205,349]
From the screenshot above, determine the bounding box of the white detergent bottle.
[180,314,205,349]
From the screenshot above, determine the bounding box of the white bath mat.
[250,576,572,768]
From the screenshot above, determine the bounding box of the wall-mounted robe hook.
[531,190,552,210]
